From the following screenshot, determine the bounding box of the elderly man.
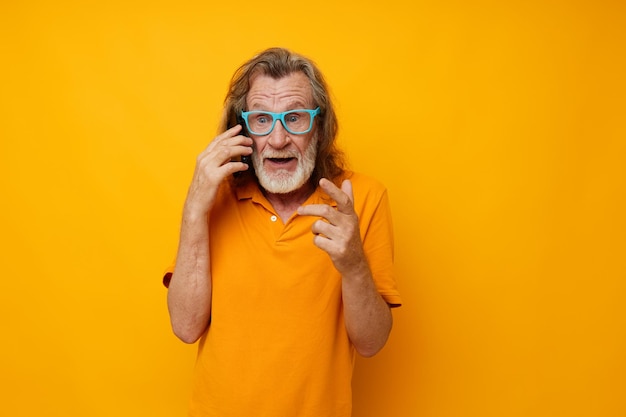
[164,47,401,417]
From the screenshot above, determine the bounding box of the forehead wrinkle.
[246,73,313,111]
[247,92,309,111]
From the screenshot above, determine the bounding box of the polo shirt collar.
[235,179,338,208]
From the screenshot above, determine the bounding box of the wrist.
[340,259,372,284]
[182,203,210,225]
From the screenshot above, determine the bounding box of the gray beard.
[252,136,318,194]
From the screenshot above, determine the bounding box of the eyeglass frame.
[240,107,321,136]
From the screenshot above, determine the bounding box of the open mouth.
[267,157,296,165]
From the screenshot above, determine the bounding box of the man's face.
[246,72,318,195]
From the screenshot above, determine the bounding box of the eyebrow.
[247,100,310,111]
[247,108,311,114]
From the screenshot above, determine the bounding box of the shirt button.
[270,215,277,222]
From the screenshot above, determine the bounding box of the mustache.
[260,149,300,159]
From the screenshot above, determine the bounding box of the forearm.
[167,212,212,344]
[166,126,252,343]
[342,263,393,357]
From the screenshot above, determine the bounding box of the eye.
[254,114,271,124]
[286,113,301,123]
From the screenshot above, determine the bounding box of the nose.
[266,119,291,149]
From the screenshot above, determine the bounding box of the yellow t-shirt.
[165,172,401,417]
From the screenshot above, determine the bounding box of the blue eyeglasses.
[240,107,320,136]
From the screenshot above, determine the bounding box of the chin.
[257,169,309,194]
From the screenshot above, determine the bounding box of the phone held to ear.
[235,116,251,170]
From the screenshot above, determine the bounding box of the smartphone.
[237,115,252,167]
[228,116,252,178]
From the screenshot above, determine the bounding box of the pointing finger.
[319,178,354,214]
[340,179,354,204]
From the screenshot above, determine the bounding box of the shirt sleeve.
[356,175,402,307]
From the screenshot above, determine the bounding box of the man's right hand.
[184,124,253,217]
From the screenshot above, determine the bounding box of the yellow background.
[1,1,625,416]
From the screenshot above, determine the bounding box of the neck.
[263,182,315,223]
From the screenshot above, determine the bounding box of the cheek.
[293,135,313,154]
[251,137,266,153]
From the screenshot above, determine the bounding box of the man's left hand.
[297,178,368,276]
